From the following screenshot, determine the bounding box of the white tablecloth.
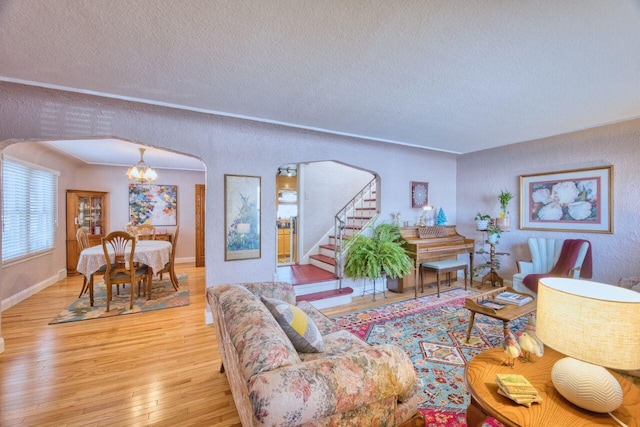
[76,239,171,278]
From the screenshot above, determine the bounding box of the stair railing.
[334,177,378,290]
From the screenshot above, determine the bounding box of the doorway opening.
[276,164,297,265]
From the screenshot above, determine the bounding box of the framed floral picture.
[519,166,613,233]
[129,184,177,226]
[225,174,261,260]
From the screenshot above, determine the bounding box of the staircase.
[290,179,378,309]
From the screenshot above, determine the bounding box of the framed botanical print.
[225,174,261,260]
[519,166,613,233]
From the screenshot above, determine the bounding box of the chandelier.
[126,148,158,184]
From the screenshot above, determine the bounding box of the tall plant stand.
[475,239,509,288]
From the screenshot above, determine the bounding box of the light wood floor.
[0,264,486,426]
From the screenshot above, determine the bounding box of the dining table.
[76,239,172,304]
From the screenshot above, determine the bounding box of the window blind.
[2,156,58,265]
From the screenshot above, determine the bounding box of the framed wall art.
[225,174,261,261]
[519,166,613,233]
[129,184,177,226]
[411,181,429,208]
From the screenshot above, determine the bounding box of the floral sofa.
[206,282,421,426]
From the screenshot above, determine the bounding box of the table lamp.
[536,278,640,415]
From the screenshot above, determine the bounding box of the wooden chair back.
[101,231,146,311]
[102,231,136,278]
[170,226,179,263]
[137,224,156,240]
[158,226,180,291]
[76,227,89,253]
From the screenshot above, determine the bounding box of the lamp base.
[551,357,623,413]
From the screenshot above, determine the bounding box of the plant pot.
[488,233,499,244]
[475,219,489,230]
[496,216,510,231]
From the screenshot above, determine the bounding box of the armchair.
[512,238,592,297]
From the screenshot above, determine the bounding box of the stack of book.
[495,291,532,306]
[495,374,543,407]
[477,299,507,310]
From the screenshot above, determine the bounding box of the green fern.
[343,221,412,280]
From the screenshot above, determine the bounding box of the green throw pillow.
[261,296,324,353]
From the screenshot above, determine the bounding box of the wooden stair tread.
[310,254,335,265]
[296,287,354,302]
[320,244,335,250]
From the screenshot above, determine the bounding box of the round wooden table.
[464,347,640,427]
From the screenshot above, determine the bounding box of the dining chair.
[157,226,180,291]
[137,224,156,240]
[102,231,148,312]
[76,228,109,304]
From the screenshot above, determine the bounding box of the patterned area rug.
[50,274,189,324]
[333,289,532,427]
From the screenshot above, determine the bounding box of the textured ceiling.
[2,0,640,155]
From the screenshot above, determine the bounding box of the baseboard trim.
[1,272,61,312]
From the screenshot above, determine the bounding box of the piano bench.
[420,260,468,297]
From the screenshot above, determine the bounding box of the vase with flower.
[497,190,514,231]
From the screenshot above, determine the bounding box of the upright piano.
[389,225,475,293]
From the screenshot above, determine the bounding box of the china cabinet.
[66,190,108,275]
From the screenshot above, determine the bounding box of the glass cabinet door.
[77,196,91,232]
[91,196,103,235]
[76,195,104,235]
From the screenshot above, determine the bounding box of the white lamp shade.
[537,278,640,371]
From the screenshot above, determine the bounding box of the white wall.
[301,161,373,254]
[456,118,640,285]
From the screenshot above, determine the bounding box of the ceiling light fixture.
[277,165,297,177]
[127,148,158,184]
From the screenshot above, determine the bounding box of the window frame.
[1,154,59,267]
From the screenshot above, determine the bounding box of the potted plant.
[486,224,502,243]
[343,222,412,283]
[474,212,491,230]
[497,190,515,230]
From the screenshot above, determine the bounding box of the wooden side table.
[476,241,510,287]
[464,347,640,427]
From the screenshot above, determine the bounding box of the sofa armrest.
[247,344,416,426]
[516,260,533,275]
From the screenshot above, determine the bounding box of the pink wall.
[74,163,204,260]
[0,82,458,294]
[0,141,204,305]
[0,142,79,302]
[456,118,640,285]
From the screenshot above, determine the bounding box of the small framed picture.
[411,181,429,208]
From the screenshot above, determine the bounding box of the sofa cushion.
[296,300,338,336]
[262,296,324,353]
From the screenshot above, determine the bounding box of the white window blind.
[2,156,59,265]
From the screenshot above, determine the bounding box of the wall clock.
[411,181,429,208]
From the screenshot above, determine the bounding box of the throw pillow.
[261,296,324,353]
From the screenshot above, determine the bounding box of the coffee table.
[464,286,535,342]
[464,347,640,427]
